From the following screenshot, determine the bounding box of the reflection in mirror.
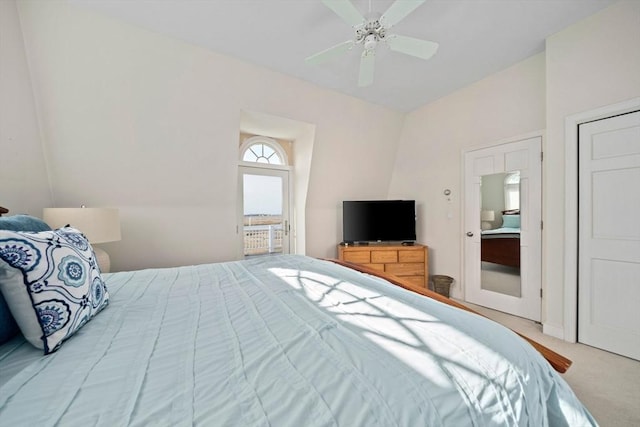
[480,171,521,297]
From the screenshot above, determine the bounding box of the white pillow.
[0,226,109,354]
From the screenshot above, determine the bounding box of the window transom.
[240,136,287,166]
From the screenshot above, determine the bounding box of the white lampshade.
[43,207,121,243]
[480,210,495,221]
[480,210,495,231]
[43,207,121,273]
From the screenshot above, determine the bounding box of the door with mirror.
[464,136,541,321]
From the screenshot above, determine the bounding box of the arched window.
[240,136,288,165]
[504,171,520,210]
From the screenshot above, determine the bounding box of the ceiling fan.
[306,0,439,87]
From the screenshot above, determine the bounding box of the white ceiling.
[70,0,616,112]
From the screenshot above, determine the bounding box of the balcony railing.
[244,224,283,256]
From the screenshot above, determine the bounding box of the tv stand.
[338,243,428,287]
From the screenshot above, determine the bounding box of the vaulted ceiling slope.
[71,0,615,112]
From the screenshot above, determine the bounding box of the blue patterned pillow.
[0,214,52,344]
[0,226,109,354]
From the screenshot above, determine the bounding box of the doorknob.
[466,231,474,237]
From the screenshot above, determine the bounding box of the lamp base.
[481,221,493,231]
[93,246,111,273]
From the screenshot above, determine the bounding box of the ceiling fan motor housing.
[356,15,386,50]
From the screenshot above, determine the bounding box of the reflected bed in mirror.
[481,211,520,268]
[480,171,521,298]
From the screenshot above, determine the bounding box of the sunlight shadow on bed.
[268,266,523,420]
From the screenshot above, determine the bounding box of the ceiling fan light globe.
[364,34,378,51]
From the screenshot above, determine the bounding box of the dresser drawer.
[386,262,425,276]
[398,250,424,263]
[371,250,398,263]
[343,251,371,263]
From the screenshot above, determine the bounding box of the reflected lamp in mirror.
[481,210,495,230]
[43,207,121,273]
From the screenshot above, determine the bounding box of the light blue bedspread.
[0,255,596,426]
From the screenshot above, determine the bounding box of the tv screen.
[342,200,416,243]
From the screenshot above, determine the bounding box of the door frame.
[563,97,640,342]
[237,162,293,259]
[461,132,543,321]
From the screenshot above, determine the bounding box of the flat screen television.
[342,200,416,244]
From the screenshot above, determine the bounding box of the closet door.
[578,111,640,360]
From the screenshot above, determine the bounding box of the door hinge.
[541,220,543,230]
[540,288,543,298]
[540,151,544,161]
[236,225,239,234]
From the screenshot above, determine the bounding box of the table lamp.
[43,207,121,273]
[480,210,495,230]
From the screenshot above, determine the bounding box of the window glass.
[242,142,283,165]
[504,171,520,210]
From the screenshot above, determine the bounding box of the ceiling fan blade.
[386,35,439,60]
[322,0,364,27]
[305,40,354,65]
[380,0,425,28]
[358,50,375,87]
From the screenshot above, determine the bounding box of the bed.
[481,211,521,269]
[0,213,596,426]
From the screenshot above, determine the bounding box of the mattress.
[0,255,595,426]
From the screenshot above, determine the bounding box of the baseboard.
[542,323,564,340]
[449,287,462,299]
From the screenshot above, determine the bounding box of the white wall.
[15,0,404,270]
[0,0,52,216]
[388,53,546,297]
[544,0,640,337]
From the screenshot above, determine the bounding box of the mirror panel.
[480,171,521,297]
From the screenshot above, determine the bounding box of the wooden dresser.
[337,243,429,287]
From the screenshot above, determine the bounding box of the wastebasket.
[431,275,454,298]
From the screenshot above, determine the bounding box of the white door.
[238,166,291,258]
[578,111,640,360]
[463,136,542,321]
